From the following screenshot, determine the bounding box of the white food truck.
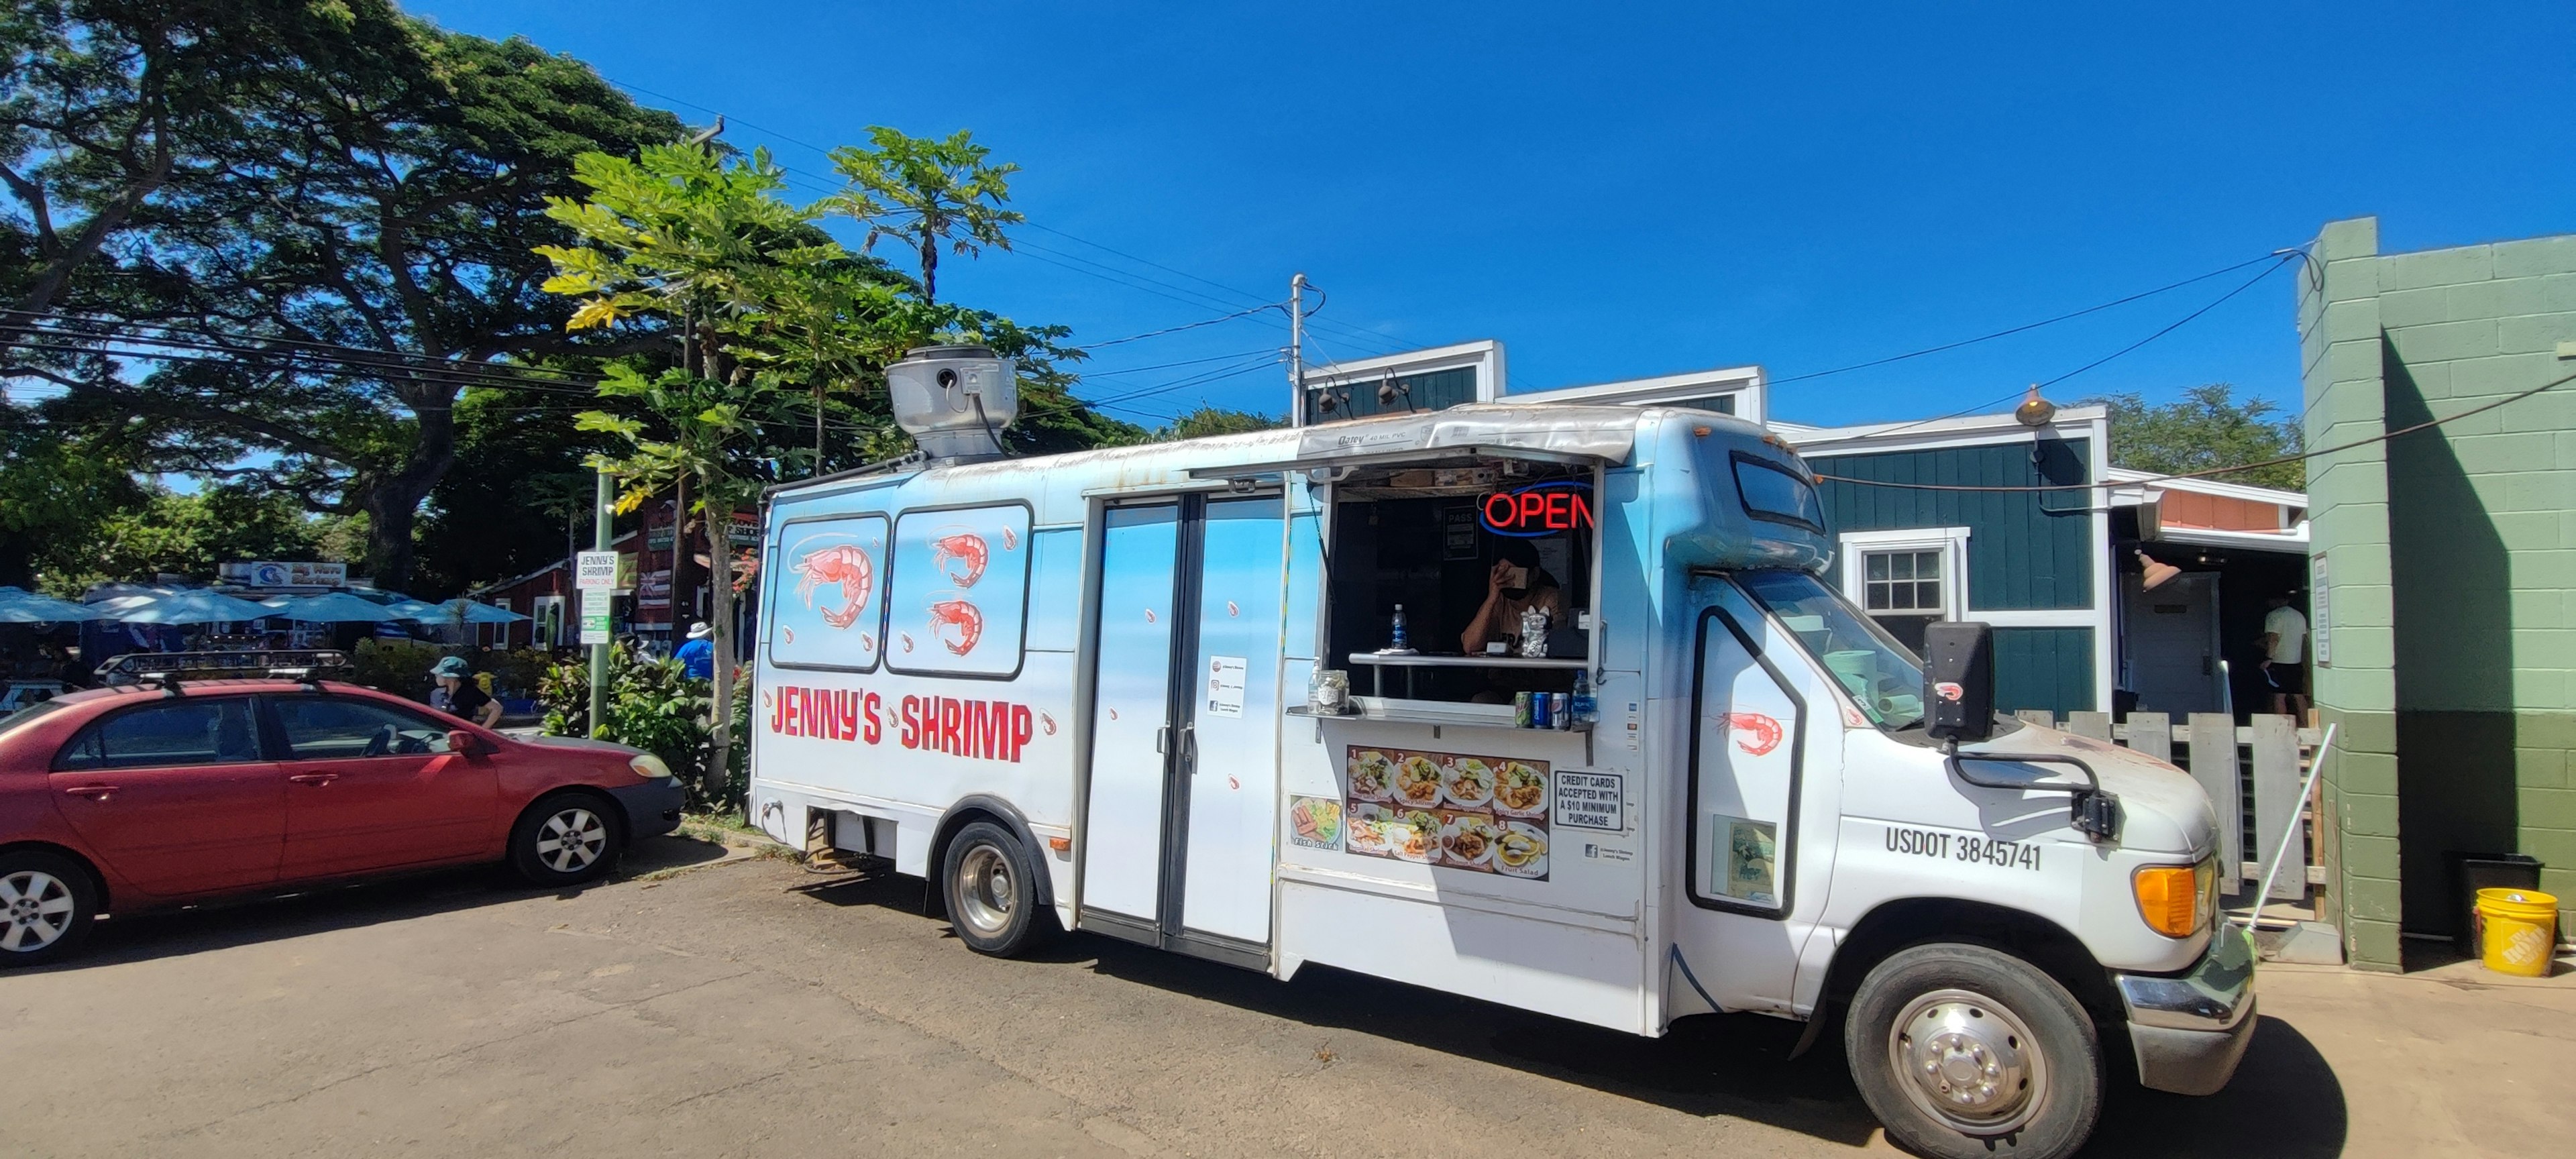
[748,346,2253,1159]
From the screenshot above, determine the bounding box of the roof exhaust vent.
[888,344,1016,463]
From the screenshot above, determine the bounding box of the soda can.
[1530,690,1552,730]
[1550,693,1572,731]
[1513,692,1533,728]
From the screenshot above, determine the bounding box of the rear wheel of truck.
[941,820,1059,957]
[1844,942,2102,1159]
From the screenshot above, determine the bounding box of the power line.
[1087,307,1281,349]
[1813,364,2576,494]
[1838,252,2300,441]
[1769,250,2296,392]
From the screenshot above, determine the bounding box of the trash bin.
[2475,888,2560,977]
[2449,851,2542,952]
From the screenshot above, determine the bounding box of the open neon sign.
[1481,481,1595,538]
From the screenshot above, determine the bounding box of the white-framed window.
[1837,527,1970,653]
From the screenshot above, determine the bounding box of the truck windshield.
[1737,569,1927,730]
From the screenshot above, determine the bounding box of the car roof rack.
[268,666,330,692]
[136,672,184,697]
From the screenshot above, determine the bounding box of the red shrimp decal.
[792,543,875,628]
[1001,526,1020,551]
[1039,711,1058,736]
[1143,607,1157,623]
[930,528,989,588]
[1720,712,1784,757]
[1226,600,1240,617]
[899,632,914,653]
[928,596,985,655]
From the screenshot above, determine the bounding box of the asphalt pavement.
[3,834,2571,1158]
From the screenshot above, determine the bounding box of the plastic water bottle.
[1389,604,1409,650]
[1571,670,1598,726]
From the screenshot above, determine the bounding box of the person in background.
[675,620,714,680]
[2258,591,2310,719]
[1461,537,1564,656]
[429,655,501,728]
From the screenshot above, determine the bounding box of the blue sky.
[416,1,2571,429]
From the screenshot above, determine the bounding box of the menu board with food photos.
[1338,745,1550,881]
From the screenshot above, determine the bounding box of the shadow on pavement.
[794,867,2349,1156]
[30,834,731,973]
[2088,1017,2347,1158]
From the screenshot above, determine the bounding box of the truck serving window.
[1736,569,1926,730]
[1731,453,1825,533]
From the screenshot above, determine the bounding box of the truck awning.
[1184,403,1644,481]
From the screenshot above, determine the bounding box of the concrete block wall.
[2302,216,2576,966]
[2298,218,2404,969]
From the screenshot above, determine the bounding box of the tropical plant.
[537,651,741,810]
[535,143,817,799]
[822,127,1022,304]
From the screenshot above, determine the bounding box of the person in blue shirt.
[674,621,714,679]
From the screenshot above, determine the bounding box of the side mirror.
[1922,620,1995,744]
[445,730,478,756]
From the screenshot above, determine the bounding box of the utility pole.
[1287,272,1307,427]
[587,468,612,736]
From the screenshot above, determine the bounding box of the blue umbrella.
[403,598,529,624]
[0,586,107,623]
[109,590,280,624]
[266,592,403,623]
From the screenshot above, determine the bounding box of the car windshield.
[1736,569,1928,730]
[0,698,68,741]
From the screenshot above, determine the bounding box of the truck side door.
[1667,579,1846,1017]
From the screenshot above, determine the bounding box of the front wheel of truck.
[1845,942,2102,1159]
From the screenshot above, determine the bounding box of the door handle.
[1180,725,1197,772]
[288,773,339,786]
[61,785,118,802]
[1155,726,1169,755]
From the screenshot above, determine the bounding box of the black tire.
[1844,942,2102,1159]
[0,850,98,968]
[939,820,1059,956]
[508,792,627,886]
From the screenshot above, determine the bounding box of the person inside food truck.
[1460,537,1563,657]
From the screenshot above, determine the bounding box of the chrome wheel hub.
[1888,988,2045,1136]
[535,808,608,873]
[954,844,1014,937]
[0,869,76,953]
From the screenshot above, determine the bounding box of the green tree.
[2086,383,2306,491]
[1152,405,1284,441]
[41,484,324,592]
[823,127,1022,304]
[0,403,144,588]
[538,142,818,791]
[5,1,683,590]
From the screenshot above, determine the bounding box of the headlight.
[629,753,673,780]
[2133,857,2217,938]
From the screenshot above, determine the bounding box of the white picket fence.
[2014,710,2320,902]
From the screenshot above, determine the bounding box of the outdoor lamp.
[2014,383,2057,427]
[2135,550,2182,591]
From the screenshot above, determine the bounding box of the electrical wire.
[1766,250,2296,393]
[1812,364,2576,493]
[1832,252,2300,442]
[1086,308,1281,349]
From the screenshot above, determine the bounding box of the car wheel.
[1844,942,2102,1159]
[0,850,97,968]
[508,793,625,886]
[940,820,1059,957]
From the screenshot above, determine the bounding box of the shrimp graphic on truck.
[749,345,2253,1159]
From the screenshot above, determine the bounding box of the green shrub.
[350,638,445,700]
[539,651,746,811]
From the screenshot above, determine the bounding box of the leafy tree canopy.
[2086,383,2305,491]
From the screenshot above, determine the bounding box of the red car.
[0,677,685,967]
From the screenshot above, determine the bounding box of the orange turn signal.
[2133,865,2199,938]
